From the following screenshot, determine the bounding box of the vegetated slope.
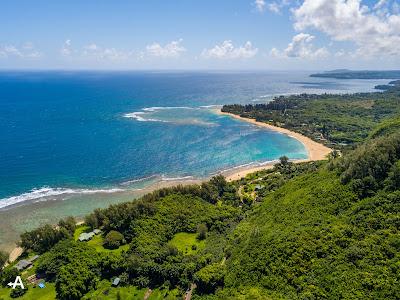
[211,132,400,299]
[369,115,400,139]
[3,178,242,299]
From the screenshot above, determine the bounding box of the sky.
[1,0,400,70]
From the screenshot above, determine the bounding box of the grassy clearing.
[73,225,128,254]
[0,282,56,300]
[168,232,205,255]
[87,235,129,254]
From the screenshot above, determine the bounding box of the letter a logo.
[7,276,25,289]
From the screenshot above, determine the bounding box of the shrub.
[195,263,226,294]
[197,224,208,240]
[103,231,124,249]
[10,286,27,298]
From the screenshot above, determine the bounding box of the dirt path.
[144,288,152,300]
[184,283,196,300]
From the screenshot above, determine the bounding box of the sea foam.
[123,106,218,125]
[0,186,125,210]
[123,112,168,122]
[0,174,198,210]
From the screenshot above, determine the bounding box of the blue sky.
[1,0,400,70]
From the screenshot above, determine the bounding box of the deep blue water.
[0,71,386,208]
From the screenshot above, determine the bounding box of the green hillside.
[205,131,400,299]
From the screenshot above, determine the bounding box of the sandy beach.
[217,109,332,181]
[222,159,309,182]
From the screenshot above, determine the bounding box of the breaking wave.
[0,186,125,210]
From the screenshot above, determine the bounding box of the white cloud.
[145,39,186,58]
[82,43,133,60]
[61,39,73,56]
[293,0,400,57]
[268,2,281,13]
[201,40,258,59]
[335,49,347,57]
[266,0,292,14]
[0,43,42,59]
[255,0,266,12]
[2,46,22,57]
[270,33,329,59]
[60,40,134,61]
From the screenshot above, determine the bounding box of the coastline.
[217,109,332,160]
[0,178,202,254]
[3,108,332,259]
[221,159,308,182]
[216,109,332,181]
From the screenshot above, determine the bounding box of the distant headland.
[310,70,400,80]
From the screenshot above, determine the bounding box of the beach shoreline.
[220,158,309,182]
[214,108,332,181]
[217,109,332,158]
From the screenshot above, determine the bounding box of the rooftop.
[78,232,95,241]
[15,259,32,271]
[112,277,120,286]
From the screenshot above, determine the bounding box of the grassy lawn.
[168,232,205,255]
[0,282,56,300]
[82,280,180,299]
[74,225,129,254]
[87,235,129,254]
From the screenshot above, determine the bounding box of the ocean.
[0,71,387,248]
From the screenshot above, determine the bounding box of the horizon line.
[1,68,400,73]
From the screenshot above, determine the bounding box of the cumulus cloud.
[293,0,400,57]
[60,40,134,61]
[145,39,186,58]
[270,33,329,59]
[60,39,73,56]
[335,49,347,57]
[268,2,281,13]
[266,0,292,14]
[255,0,266,12]
[82,43,133,60]
[0,43,42,59]
[201,40,258,59]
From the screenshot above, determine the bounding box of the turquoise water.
[0,71,386,210]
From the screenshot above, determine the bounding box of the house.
[78,229,102,242]
[78,232,95,242]
[15,259,32,271]
[112,277,120,287]
[30,255,40,262]
[254,185,265,191]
